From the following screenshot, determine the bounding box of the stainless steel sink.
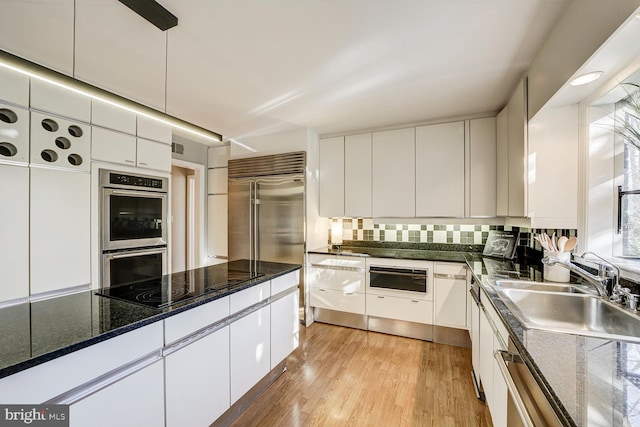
[494,280,586,294]
[496,288,640,343]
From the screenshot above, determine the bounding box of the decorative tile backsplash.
[328,218,577,250]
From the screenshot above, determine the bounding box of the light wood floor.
[230,322,493,427]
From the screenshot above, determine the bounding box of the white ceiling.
[160,0,568,141]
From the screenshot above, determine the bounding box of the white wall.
[230,128,309,159]
[171,166,188,273]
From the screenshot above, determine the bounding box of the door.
[228,177,252,261]
[254,175,304,264]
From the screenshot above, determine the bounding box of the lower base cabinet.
[230,306,271,404]
[366,294,432,324]
[165,326,230,427]
[69,360,164,427]
[271,291,299,369]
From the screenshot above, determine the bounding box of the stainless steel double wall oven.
[100,169,168,287]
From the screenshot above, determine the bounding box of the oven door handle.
[106,248,167,260]
[494,349,536,427]
[105,189,168,197]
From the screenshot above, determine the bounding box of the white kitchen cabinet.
[469,117,497,217]
[30,167,90,295]
[310,288,366,314]
[0,103,29,165]
[30,79,91,123]
[308,254,366,315]
[366,294,433,324]
[207,194,228,262]
[496,107,509,216]
[0,164,29,302]
[208,145,230,168]
[479,304,495,409]
[74,0,167,110]
[165,326,230,427]
[137,116,172,145]
[164,296,229,344]
[527,105,578,229]
[31,111,91,171]
[137,138,171,172]
[345,132,372,217]
[70,360,165,427]
[470,294,480,379]
[319,136,344,217]
[415,122,465,217]
[91,126,136,165]
[91,99,136,135]
[271,291,299,369]
[230,281,270,314]
[272,270,300,295]
[230,305,271,404]
[372,128,415,217]
[0,66,29,107]
[433,263,468,329]
[507,78,528,217]
[208,167,228,194]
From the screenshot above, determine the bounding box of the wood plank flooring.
[230,323,493,427]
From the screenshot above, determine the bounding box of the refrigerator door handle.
[249,180,254,265]
[253,181,260,270]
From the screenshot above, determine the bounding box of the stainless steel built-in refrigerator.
[228,152,306,322]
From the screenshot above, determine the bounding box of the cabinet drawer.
[164,296,229,344]
[309,253,366,269]
[91,127,136,165]
[310,288,365,315]
[230,282,270,314]
[137,138,171,172]
[271,270,299,295]
[308,266,365,293]
[434,262,466,277]
[92,100,136,134]
[31,79,91,123]
[137,116,171,144]
[366,294,433,324]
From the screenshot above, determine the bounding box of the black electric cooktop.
[96,266,264,309]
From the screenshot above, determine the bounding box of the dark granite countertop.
[308,241,477,263]
[0,260,301,380]
[466,253,640,427]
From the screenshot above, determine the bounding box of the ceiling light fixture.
[118,0,178,31]
[570,71,604,86]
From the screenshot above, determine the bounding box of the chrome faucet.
[541,253,609,297]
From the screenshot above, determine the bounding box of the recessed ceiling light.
[570,71,604,86]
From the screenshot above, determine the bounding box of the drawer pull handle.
[344,292,354,296]
[377,296,385,299]
[411,300,419,303]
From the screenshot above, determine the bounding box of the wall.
[172,134,209,166]
[527,0,640,119]
[230,128,310,159]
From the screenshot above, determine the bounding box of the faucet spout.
[541,256,609,297]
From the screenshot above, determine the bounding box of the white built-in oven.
[100,169,168,251]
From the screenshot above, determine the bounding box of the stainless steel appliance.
[100,169,168,287]
[368,265,428,293]
[100,169,168,251]
[228,152,306,320]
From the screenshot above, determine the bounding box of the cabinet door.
[208,168,228,194]
[0,164,29,301]
[31,79,91,123]
[415,122,464,217]
[91,126,136,166]
[137,138,171,172]
[469,117,497,217]
[434,276,467,328]
[308,266,365,293]
[208,145,229,168]
[31,111,91,171]
[91,99,136,134]
[230,306,271,404]
[507,78,527,217]
[309,288,365,314]
[372,128,415,217]
[479,307,494,408]
[319,136,344,217]
[470,298,480,376]
[345,133,372,217]
[165,326,230,427]
[0,103,29,165]
[0,67,29,107]
[496,108,509,216]
[366,294,433,324]
[491,334,509,427]
[30,168,90,294]
[70,360,164,427]
[207,195,228,259]
[137,116,172,144]
[271,292,299,369]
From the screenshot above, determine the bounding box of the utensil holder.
[544,250,571,283]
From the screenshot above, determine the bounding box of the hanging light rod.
[118,0,178,31]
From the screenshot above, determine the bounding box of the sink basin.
[496,288,640,343]
[494,280,586,294]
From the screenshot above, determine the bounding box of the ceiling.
[159,0,568,141]
[0,0,570,142]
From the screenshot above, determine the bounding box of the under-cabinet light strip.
[0,60,222,143]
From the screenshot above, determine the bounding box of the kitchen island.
[0,260,301,427]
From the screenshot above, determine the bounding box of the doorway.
[170,160,205,273]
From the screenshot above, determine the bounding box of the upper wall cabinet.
[345,133,372,218]
[372,128,415,217]
[137,116,172,145]
[31,79,91,123]
[91,100,136,135]
[30,111,91,172]
[496,109,508,216]
[469,117,497,217]
[74,0,167,110]
[415,122,465,217]
[0,1,75,76]
[0,67,29,108]
[0,102,29,165]
[319,136,344,217]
